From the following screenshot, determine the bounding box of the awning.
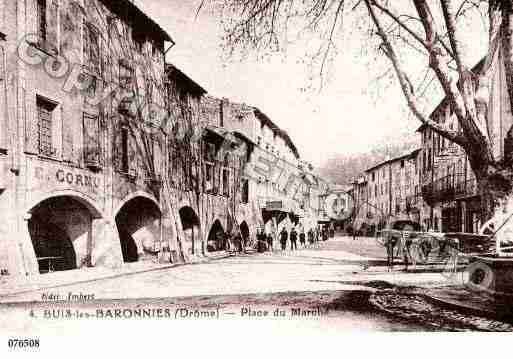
[317,215,331,224]
[204,126,238,146]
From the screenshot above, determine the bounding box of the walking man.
[299,229,306,247]
[290,227,298,250]
[257,228,267,253]
[280,227,288,251]
[307,228,314,245]
[266,231,274,252]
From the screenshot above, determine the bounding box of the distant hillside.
[318,139,419,185]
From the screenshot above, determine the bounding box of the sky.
[136,0,487,167]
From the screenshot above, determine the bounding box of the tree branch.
[364,0,467,147]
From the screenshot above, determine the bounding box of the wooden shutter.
[36,0,47,45]
[128,130,137,176]
[153,136,161,179]
[47,0,58,54]
[25,92,38,154]
[38,105,51,154]
[112,118,124,171]
[61,104,74,162]
[83,113,99,166]
[82,22,90,66]
[59,0,80,62]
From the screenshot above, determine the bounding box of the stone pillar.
[461,201,467,233]
[16,215,39,276]
[161,215,177,263]
[90,218,123,269]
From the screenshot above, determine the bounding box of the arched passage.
[28,196,98,273]
[115,196,161,262]
[179,206,200,255]
[207,220,226,252]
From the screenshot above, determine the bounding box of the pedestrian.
[235,233,243,253]
[315,226,320,242]
[257,228,266,253]
[266,231,274,252]
[299,229,306,247]
[307,228,314,245]
[280,227,288,251]
[290,227,298,250]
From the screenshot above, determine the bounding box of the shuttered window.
[83,23,100,75]
[120,128,129,173]
[83,113,100,168]
[119,61,133,90]
[204,142,215,192]
[37,97,56,157]
[37,0,47,44]
[241,179,249,204]
[222,154,231,197]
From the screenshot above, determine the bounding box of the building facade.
[350,149,426,234]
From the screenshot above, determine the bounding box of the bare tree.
[204,0,513,222]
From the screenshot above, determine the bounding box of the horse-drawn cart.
[377,229,492,272]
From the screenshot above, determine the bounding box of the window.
[120,127,129,173]
[83,23,101,75]
[83,113,101,168]
[37,0,47,45]
[119,61,134,90]
[132,29,145,53]
[241,178,249,203]
[152,40,159,58]
[222,154,231,197]
[169,144,178,187]
[204,142,215,192]
[37,96,57,157]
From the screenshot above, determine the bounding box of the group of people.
[256,225,327,252]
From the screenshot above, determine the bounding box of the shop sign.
[29,159,102,196]
[266,201,283,211]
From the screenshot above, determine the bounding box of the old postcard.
[1,0,512,356]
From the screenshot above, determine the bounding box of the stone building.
[0,0,181,277]
[417,62,486,233]
[351,149,425,234]
[219,99,327,239]
[165,66,259,258]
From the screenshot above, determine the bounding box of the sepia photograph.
[1,0,513,356]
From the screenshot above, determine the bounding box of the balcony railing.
[421,173,477,205]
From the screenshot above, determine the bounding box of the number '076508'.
[7,338,40,348]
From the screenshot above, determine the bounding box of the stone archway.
[207,220,226,252]
[28,196,98,273]
[115,196,162,262]
[179,206,201,255]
